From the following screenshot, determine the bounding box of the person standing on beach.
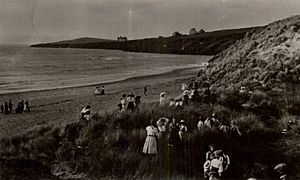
[1,103,4,113]
[1,104,4,113]
[8,100,13,113]
[101,86,105,95]
[144,85,148,96]
[24,99,30,112]
[4,102,9,114]
[20,100,25,113]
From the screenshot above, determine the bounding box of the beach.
[0,67,200,137]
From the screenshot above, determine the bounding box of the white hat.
[160,92,165,96]
[183,90,188,95]
[179,120,185,124]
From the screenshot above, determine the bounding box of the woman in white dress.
[142,120,159,155]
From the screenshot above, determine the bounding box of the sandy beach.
[0,67,200,137]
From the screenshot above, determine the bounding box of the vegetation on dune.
[1,86,299,179]
[196,15,300,89]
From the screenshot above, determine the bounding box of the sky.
[0,0,300,44]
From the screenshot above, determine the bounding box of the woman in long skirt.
[142,120,159,155]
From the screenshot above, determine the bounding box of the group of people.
[118,93,141,113]
[142,117,188,166]
[203,144,230,180]
[197,113,242,138]
[142,116,232,179]
[0,99,30,114]
[94,86,105,95]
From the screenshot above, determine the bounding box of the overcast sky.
[1,0,300,44]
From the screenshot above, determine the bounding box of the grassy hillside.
[30,27,261,55]
[1,86,299,179]
[196,15,300,89]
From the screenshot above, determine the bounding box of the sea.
[0,45,209,94]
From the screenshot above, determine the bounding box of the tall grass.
[1,89,298,179]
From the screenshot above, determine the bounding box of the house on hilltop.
[117,36,128,42]
[189,28,198,35]
[189,28,206,35]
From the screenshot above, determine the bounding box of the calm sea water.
[0,45,208,94]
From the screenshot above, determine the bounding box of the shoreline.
[0,66,201,137]
[0,65,206,96]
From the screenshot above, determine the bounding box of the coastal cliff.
[30,27,260,55]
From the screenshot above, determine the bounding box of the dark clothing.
[183,95,189,105]
[20,101,24,112]
[127,101,135,111]
[168,123,179,148]
[16,102,23,113]
[144,86,147,96]
[4,102,9,114]
[101,88,105,95]
[135,96,141,107]
[1,105,3,113]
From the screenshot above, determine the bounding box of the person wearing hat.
[206,144,215,161]
[101,86,105,95]
[178,120,188,141]
[197,116,205,132]
[120,94,127,109]
[95,86,101,95]
[204,116,213,129]
[142,119,159,155]
[81,105,91,121]
[175,98,183,110]
[183,90,189,105]
[159,92,166,106]
[274,163,288,180]
[126,93,135,111]
[230,120,242,138]
[169,98,175,107]
[157,117,169,156]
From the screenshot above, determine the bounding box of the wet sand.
[0,67,200,137]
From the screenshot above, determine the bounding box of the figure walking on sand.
[142,119,159,155]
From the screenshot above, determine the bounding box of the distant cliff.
[30,27,261,55]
